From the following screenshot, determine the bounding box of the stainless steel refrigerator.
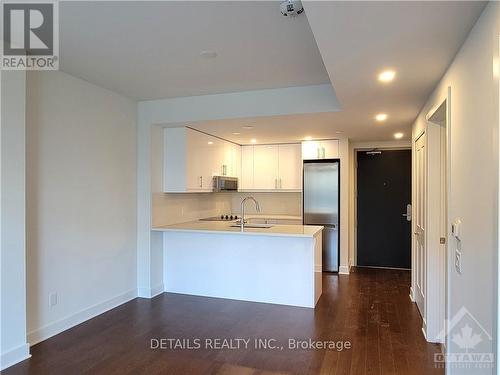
[303,160,339,272]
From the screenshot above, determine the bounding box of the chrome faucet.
[240,196,261,231]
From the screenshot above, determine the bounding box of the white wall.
[25,71,138,345]
[412,3,499,374]
[0,70,30,370]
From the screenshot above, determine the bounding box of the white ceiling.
[59,1,330,100]
[58,1,486,142]
[301,0,486,141]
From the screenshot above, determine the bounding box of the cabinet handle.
[274,178,277,189]
[224,165,227,176]
[199,176,203,188]
[322,147,326,159]
[280,178,282,189]
[317,147,320,159]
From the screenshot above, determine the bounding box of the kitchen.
[151,126,344,307]
[2,1,494,373]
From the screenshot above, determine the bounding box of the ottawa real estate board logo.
[2,0,59,70]
[434,307,494,370]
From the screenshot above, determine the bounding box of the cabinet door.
[231,143,241,179]
[278,144,302,190]
[209,137,224,176]
[302,141,321,160]
[186,129,212,191]
[240,146,254,190]
[253,145,279,189]
[163,127,188,192]
[221,141,234,176]
[321,140,339,159]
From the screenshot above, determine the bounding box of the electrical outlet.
[49,292,58,307]
[455,249,462,274]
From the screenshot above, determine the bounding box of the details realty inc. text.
[151,338,352,351]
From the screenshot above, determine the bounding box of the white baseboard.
[339,265,350,275]
[421,327,427,340]
[1,343,31,371]
[137,283,164,298]
[151,283,165,297]
[27,288,137,346]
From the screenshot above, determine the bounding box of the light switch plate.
[452,218,462,241]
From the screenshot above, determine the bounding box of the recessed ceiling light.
[375,113,388,122]
[199,50,217,59]
[242,126,254,130]
[207,141,213,145]
[378,70,396,82]
[304,136,312,141]
[250,139,257,143]
[394,132,404,139]
[335,131,344,134]
[232,132,241,135]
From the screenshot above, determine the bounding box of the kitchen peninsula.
[152,222,323,308]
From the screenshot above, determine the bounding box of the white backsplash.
[230,192,302,216]
[152,192,232,227]
[152,192,302,226]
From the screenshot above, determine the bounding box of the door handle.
[403,204,412,221]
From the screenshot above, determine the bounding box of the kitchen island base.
[160,228,322,308]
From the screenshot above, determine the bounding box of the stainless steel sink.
[229,223,273,229]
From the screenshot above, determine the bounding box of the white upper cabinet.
[253,145,279,189]
[240,143,302,191]
[231,143,241,179]
[278,144,302,190]
[240,145,254,190]
[163,127,305,193]
[163,127,240,192]
[301,139,339,160]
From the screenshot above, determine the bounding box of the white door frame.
[412,87,450,344]
[412,130,426,328]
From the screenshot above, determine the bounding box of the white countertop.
[243,214,302,221]
[152,220,322,238]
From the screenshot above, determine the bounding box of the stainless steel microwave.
[213,176,238,192]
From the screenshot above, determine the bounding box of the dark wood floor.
[5,267,442,375]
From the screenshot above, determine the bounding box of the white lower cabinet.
[240,143,302,191]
